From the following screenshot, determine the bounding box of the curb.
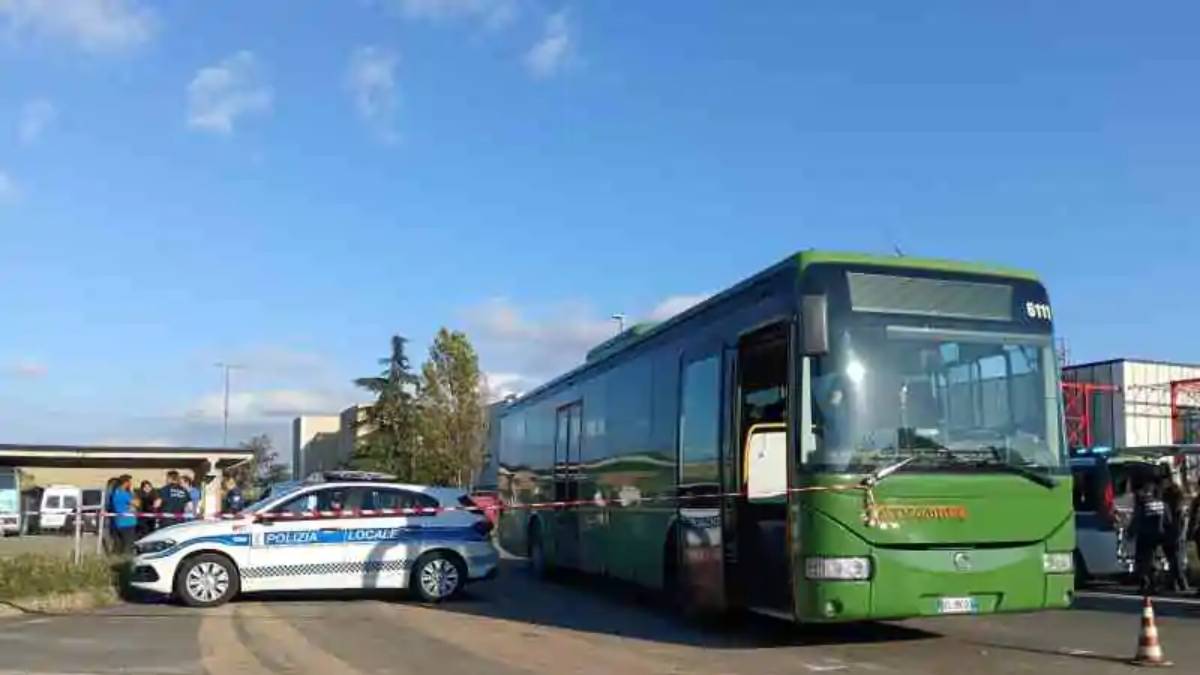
[0,589,119,618]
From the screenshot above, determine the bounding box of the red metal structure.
[1170,378,1200,444]
[1061,381,1118,450]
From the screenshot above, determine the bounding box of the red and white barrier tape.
[16,482,889,525]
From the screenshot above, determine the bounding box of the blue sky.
[1,1,1198,454]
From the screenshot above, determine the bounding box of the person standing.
[158,471,190,526]
[182,474,202,519]
[221,475,245,514]
[110,476,138,555]
[1162,476,1190,593]
[136,481,160,538]
[1131,478,1170,595]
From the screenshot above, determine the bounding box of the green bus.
[497,251,1073,622]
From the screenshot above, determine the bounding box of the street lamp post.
[611,313,626,335]
[214,362,245,447]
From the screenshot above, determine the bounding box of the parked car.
[0,467,21,536]
[1070,453,1132,585]
[21,485,82,534]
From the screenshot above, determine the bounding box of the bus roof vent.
[586,322,659,363]
[847,272,1013,321]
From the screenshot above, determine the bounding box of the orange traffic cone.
[1131,596,1172,667]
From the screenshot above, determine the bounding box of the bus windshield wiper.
[972,454,1057,489]
[860,456,917,488]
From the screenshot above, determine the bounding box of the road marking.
[245,603,369,675]
[1077,591,1200,607]
[802,663,849,672]
[198,606,271,675]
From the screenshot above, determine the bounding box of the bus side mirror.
[802,295,829,355]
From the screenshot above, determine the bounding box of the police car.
[129,471,499,607]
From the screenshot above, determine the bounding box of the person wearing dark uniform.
[1131,480,1170,595]
[1162,477,1190,593]
[158,470,191,526]
[221,476,245,514]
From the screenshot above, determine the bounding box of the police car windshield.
[244,483,304,513]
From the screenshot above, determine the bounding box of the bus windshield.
[807,322,1064,475]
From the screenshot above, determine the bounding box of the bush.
[0,554,120,602]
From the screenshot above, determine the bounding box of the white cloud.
[0,0,156,53]
[186,388,348,423]
[2,359,46,378]
[483,371,535,402]
[465,292,705,393]
[17,98,55,144]
[0,170,18,202]
[346,46,400,144]
[648,294,709,321]
[524,10,571,79]
[186,51,273,135]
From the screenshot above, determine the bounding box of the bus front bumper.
[796,543,1074,622]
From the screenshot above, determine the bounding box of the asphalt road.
[2,561,1199,675]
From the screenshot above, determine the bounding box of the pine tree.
[352,335,422,480]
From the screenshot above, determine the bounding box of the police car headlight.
[805,556,871,580]
[1043,552,1073,573]
[133,539,176,556]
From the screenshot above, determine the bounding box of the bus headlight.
[1043,552,1073,573]
[805,556,871,580]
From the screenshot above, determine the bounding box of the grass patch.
[0,553,123,605]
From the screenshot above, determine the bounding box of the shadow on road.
[426,560,941,649]
[971,641,1131,666]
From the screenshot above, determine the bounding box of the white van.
[36,485,82,532]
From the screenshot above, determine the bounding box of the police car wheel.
[411,552,465,603]
[175,553,239,607]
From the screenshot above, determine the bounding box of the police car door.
[343,487,439,589]
[247,486,356,591]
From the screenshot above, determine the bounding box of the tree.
[351,335,422,480]
[419,328,488,487]
[231,434,288,485]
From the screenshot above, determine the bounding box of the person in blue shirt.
[110,475,138,554]
[182,474,202,519]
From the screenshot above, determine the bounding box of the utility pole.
[214,362,245,447]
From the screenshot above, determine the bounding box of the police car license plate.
[936,597,978,614]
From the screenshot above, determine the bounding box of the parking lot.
[1,558,1198,675]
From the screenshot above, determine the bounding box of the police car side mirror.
[253,513,275,525]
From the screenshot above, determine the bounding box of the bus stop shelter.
[0,443,254,516]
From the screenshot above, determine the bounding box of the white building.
[1062,358,1200,451]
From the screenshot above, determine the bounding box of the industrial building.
[291,404,372,479]
[1061,358,1200,451]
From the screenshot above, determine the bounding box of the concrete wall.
[1122,360,1200,447]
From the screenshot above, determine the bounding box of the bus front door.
[553,402,582,570]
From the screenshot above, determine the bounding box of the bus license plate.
[937,597,978,614]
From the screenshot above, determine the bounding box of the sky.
[1,1,1198,458]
